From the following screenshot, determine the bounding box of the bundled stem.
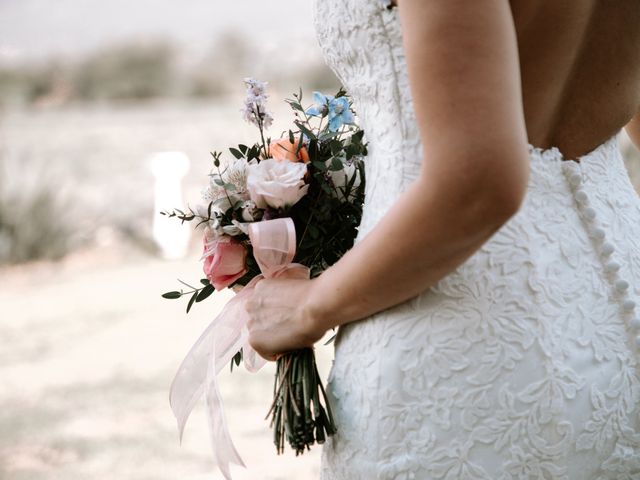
[266,348,337,455]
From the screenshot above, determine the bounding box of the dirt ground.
[0,247,334,480]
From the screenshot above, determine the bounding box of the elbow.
[474,148,530,228]
[482,176,527,228]
[421,144,530,233]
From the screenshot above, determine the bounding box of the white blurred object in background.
[150,151,191,259]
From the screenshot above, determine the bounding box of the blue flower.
[305,91,331,117]
[327,96,354,132]
[306,91,355,132]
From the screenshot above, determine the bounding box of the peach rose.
[202,236,248,290]
[269,137,310,163]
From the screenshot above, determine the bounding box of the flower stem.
[254,105,269,159]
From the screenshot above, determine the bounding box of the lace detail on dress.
[313,1,640,478]
[560,157,640,351]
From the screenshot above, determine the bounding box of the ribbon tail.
[242,338,268,373]
[205,339,246,480]
[170,317,217,443]
[169,288,256,443]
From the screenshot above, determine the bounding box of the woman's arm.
[246,0,530,358]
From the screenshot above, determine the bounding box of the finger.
[256,350,278,362]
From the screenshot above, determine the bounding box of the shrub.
[73,41,176,101]
[0,150,76,264]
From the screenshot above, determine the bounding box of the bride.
[246,0,640,478]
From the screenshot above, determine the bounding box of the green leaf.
[186,291,197,313]
[230,349,243,373]
[248,145,261,161]
[196,284,215,302]
[352,129,365,143]
[312,160,327,171]
[329,139,342,155]
[294,121,317,141]
[296,135,305,155]
[200,278,210,285]
[229,147,244,159]
[319,130,341,142]
[329,157,344,171]
[344,168,358,196]
[238,144,249,154]
[287,101,304,112]
[162,291,182,299]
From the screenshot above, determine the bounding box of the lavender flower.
[241,77,274,130]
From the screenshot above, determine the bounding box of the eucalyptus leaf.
[162,291,182,299]
[186,291,197,313]
[295,121,317,141]
[196,283,215,302]
[329,157,344,171]
[229,147,244,159]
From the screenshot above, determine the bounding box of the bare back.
[510,0,640,158]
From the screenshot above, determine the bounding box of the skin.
[246,0,640,360]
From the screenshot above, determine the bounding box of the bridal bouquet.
[162,78,366,478]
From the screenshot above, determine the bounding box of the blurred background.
[0,1,340,479]
[2,1,640,480]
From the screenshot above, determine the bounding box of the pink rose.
[202,236,248,290]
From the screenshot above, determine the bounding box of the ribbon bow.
[169,217,309,479]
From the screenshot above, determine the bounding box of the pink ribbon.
[169,217,309,479]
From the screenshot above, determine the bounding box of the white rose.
[246,158,309,209]
[328,161,362,202]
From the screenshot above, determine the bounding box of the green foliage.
[0,62,67,107]
[230,349,243,373]
[162,291,182,299]
[0,150,76,264]
[280,88,368,277]
[74,41,176,101]
[0,29,341,107]
[161,278,216,315]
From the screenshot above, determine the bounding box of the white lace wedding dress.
[313,1,640,479]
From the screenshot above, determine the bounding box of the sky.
[0,0,317,64]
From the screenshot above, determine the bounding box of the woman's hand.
[245,276,327,361]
